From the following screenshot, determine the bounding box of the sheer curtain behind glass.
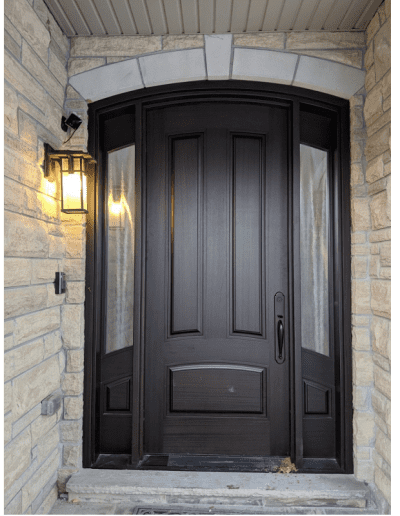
[106,145,135,354]
[300,144,329,356]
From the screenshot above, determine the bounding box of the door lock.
[275,292,285,364]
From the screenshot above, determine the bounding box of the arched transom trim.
[69,34,365,102]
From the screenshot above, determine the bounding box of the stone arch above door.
[69,34,365,103]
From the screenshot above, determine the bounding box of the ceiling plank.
[308,0,336,30]
[339,0,368,30]
[58,0,91,35]
[324,0,352,29]
[181,0,198,33]
[129,0,152,34]
[44,0,77,36]
[339,0,371,30]
[110,0,138,35]
[215,0,232,33]
[278,0,302,30]
[199,0,214,34]
[146,0,168,34]
[262,0,285,31]
[92,0,121,34]
[231,0,250,33]
[246,0,268,32]
[164,0,183,34]
[355,0,383,28]
[292,0,319,30]
[73,0,105,34]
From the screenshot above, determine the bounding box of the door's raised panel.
[231,136,264,336]
[170,365,264,413]
[163,417,271,455]
[170,135,203,335]
[304,380,330,415]
[104,378,131,412]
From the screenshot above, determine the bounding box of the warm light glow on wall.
[44,178,57,198]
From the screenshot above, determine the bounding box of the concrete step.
[66,470,372,510]
[51,499,379,515]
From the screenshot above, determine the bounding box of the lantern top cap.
[44,143,96,163]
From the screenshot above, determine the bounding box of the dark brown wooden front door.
[144,101,289,456]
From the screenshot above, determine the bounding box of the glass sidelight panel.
[105,145,135,354]
[300,144,329,356]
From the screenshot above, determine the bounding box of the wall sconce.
[42,143,95,214]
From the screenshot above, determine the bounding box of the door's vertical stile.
[95,128,107,456]
[83,160,98,467]
[328,131,340,467]
[291,99,304,468]
[132,100,144,464]
[264,107,289,456]
[83,108,100,467]
[338,105,353,473]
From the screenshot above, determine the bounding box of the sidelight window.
[105,145,136,354]
[300,145,330,357]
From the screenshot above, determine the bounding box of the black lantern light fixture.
[42,143,95,214]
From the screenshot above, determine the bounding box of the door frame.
[83,81,352,473]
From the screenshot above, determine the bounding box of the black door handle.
[275,292,285,364]
[277,319,284,359]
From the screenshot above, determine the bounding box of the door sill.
[92,454,345,474]
[92,454,300,472]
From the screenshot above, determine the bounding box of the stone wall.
[4,0,86,513]
[356,0,390,510]
[4,3,390,512]
[350,0,390,511]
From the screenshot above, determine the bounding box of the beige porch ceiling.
[43,0,383,37]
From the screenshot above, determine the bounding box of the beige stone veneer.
[4,0,85,512]
[4,0,390,513]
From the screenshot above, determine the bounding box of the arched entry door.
[84,82,352,473]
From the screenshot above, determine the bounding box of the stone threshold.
[66,470,373,510]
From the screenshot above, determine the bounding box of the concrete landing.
[66,470,372,511]
[50,499,380,515]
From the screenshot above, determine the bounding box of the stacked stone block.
[4,0,86,512]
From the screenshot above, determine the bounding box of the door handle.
[274,292,285,364]
[277,319,284,359]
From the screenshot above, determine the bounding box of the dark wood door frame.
[83,81,352,473]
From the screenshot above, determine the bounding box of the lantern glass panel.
[62,170,83,211]
[61,158,70,171]
[83,173,88,211]
[73,157,82,172]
